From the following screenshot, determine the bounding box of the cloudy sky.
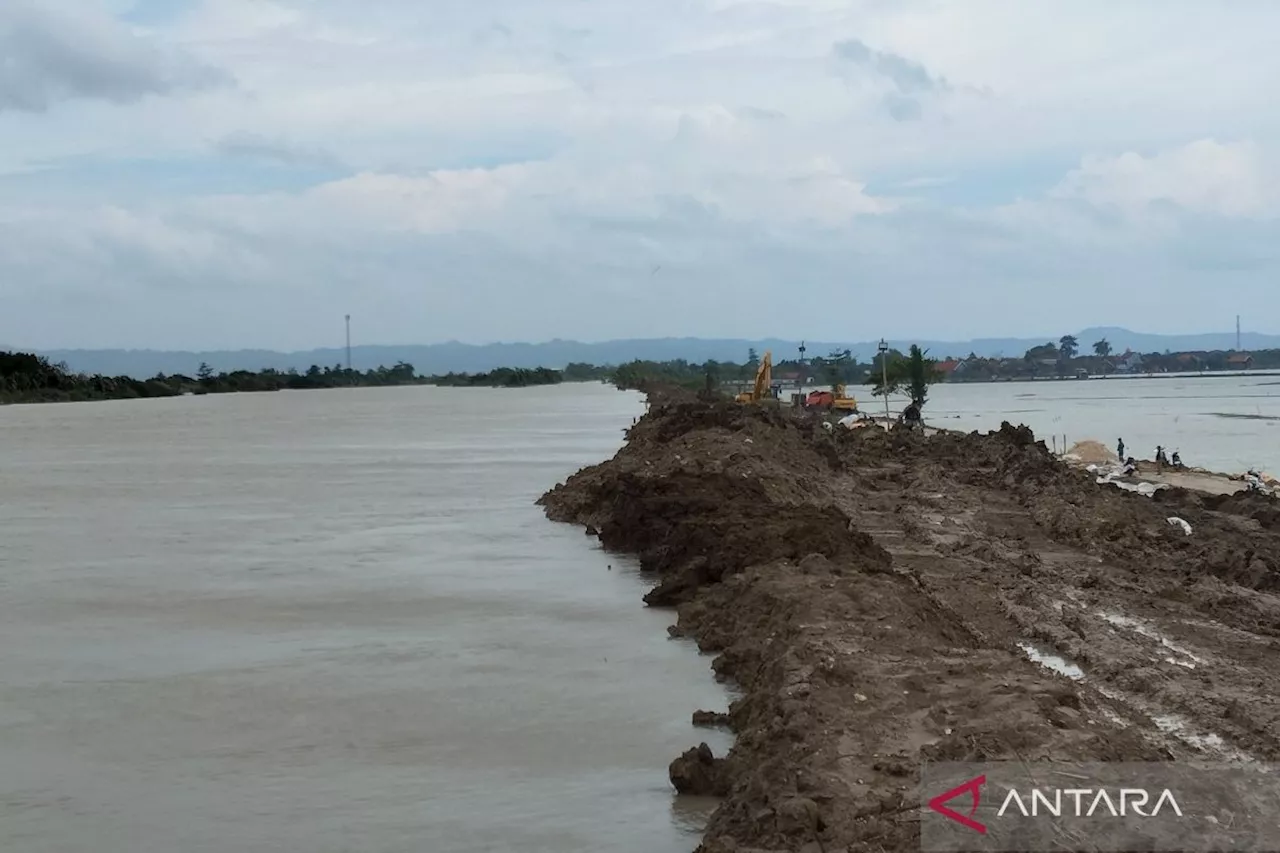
[1,0,1277,350]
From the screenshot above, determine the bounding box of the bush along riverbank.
[538,389,1280,852]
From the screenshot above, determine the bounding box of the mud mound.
[1202,491,1280,529]
[541,404,842,530]
[1017,467,1280,593]
[625,397,831,456]
[845,420,1064,487]
[570,467,890,606]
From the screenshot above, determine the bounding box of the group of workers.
[1116,437,1182,474]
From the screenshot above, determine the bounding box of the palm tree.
[1059,335,1079,360]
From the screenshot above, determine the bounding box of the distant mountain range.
[15,327,1280,379]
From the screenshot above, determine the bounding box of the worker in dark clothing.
[900,402,922,430]
[1117,438,1125,461]
[1155,445,1168,471]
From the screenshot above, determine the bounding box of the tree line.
[0,352,430,404]
[943,335,1279,380]
[428,367,563,387]
[1,351,584,405]
[8,336,1274,408]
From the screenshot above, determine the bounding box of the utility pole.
[878,338,890,427]
[345,314,352,371]
[1237,314,1241,351]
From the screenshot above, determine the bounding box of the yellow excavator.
[831,383,859,412]
[735,351,777,403]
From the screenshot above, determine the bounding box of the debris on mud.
[539,396,1280,852]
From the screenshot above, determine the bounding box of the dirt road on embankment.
[537,392,1280,853]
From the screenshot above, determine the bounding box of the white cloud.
[1,0,1279,349]
[1051,140,1278,219]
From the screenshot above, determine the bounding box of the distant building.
[1114,350,1144,373]
[936,359,961,376]
[1227,354,1254,369]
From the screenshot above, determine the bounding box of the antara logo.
[929,775,988,834]
[929,775,1184,834]
[997,787,1183,818]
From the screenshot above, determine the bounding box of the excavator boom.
[735,350,774,403]
[752,351,773,400]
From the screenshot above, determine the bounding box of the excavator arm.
[735,350,773,403]
[752,351,773,400]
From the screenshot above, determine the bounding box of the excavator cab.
[831,383,858,412]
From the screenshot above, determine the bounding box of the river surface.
[0,384,732,853]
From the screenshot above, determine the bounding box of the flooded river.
[0,384,732,853]
[903,375,1279,475]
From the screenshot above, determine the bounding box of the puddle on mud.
[1152,714,1255,763]
[1017,623,1249,762]
[1092,687,1250,760]
[1099,612,1207,668]
[1017,642,1085,680]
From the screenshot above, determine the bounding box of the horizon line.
[8,327,1276,354]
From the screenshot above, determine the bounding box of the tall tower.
[798,340,807,364]
[1236,315,1241,351]
[345,314,352,371]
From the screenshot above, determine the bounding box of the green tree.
[1093,338,1112,357]
[905,345,936,407]
[1059,335,1079,360]
[865,347,935,400]
[196,362,213,382]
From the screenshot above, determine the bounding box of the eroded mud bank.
[539,394,1280,853]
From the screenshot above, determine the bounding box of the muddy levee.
[537,394,1280,853]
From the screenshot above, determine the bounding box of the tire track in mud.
[846,434,1280,768]
[539,395,1280,852]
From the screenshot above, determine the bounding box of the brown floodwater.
[0,384,731,852]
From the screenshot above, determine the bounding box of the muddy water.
[0,385,731,853]
[894,375,1279,474]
